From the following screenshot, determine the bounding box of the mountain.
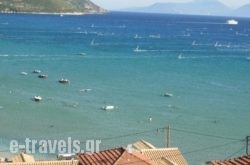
[233,4,250,17]
[0,0,106,14]
[123,0,237,17]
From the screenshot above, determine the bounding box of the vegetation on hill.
[0,0,106,14]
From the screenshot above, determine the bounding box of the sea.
[0,12,250,164]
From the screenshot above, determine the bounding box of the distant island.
[0,0,106,14]
[122,0,250,18]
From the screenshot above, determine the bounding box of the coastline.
[0,11,108,15]
[0,12,249,164]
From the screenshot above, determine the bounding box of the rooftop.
[207,155,250,165]
[133,140,188,165]
[77,147,156,165]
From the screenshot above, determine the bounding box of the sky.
[91,0,250,10]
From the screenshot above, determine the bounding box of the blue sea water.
[0,12,250,164]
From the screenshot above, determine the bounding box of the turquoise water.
[0,12,250,164]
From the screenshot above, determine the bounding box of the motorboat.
[20,72,28,75]
[38,74,48,79]
[79,88,92,92]
[227,19,238,25]
[58,78,70,84]
[133,45,145,52]
[102,105,115,111]
[163,92,173,97]
[34,96,42,102]
[178,53,184,59]
[32,70,41,74]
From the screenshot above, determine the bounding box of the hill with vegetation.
[0,0,106,14]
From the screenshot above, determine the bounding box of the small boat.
[58,78,70,84]
[20,72,28,75]
[133,45,146,52]
[133,46,140,52]
[79,88,92,92]
[38,74,48,79]
[102,105,115,111]
[57,153,76,160]
[34,96,42,102]
[178,54,184,59]
[32,70,41,74]
[227,19,238,25]
[163,93,173,97]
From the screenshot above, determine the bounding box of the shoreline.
[0,11,108,16]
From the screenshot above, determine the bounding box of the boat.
[34,96,42,102]
[57,153,76,160]
[149,34,160,38]
[163,92,173,97]
[178,53,184,59]
[134,34,139,39]
[102,105,115,111]
[133,46,140,52]
[38,74,48,79]
[227,19,238,25]
[79,88,92,92]
[32,70,41,74]
[58,78,70,84]
[133,46,145,52]
[20,72,28,75]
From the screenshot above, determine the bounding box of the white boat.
[32,70,41,74]
[79,88,92,92]
[163,93,173,97]
[58,78,70,84]
[34,96,42,102]
[38,74,48,79]
[133,45,140,52]
[134,34,139,39]
[102,105,115,111]
[57,153,75,160]
[227,19,238,25]
[178,54,184,59]
[149,34,160,38]
[20,72,28,75]
[133,46,145,52]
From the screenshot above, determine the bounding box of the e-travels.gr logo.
[9,137,101,154]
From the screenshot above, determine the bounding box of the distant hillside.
[124,0,230,16]
[234,4,250,17]
[0,0,106,14]
[122,0,250,17]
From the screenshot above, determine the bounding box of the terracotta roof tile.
[77,147,156,165]
[77,148,125,165]
[115,151,156,165]
[207,155,250,165]
[140,148,188,165]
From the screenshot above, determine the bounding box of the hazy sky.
[91,0,250,10]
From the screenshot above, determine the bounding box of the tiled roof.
[77,147,156,165]
[0,160,79,165]
[133,140,156,150]
[77,147,124,165]
[140,148,188,165]
[115,150,156,165]
[207,155,250,165]
[12,153,35,163]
